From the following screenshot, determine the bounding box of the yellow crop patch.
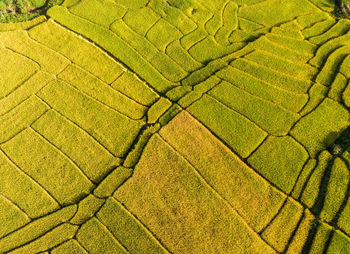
[0,0,349,252]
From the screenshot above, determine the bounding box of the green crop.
[0,0,349,253]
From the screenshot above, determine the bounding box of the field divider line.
[112,197,173,254]
[29,126,95,185]
[95,217,130,253]
[0,147,61,209]
[0,193,31,220]
[157,134,279,253]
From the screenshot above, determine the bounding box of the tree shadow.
[324,127,350,155]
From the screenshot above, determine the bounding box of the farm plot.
[0,0,349,253]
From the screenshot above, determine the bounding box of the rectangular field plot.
[115,134,276,254]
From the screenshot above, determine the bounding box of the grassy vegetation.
[0,0,349,252]
[0,0,62,22]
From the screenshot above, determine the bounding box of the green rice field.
[0,0,349,253]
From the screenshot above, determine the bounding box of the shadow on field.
[301,127,350,253]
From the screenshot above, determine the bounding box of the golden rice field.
[0,0,349,253]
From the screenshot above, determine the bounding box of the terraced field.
[0,0,350,253]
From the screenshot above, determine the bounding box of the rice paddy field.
[0,0,350,253]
